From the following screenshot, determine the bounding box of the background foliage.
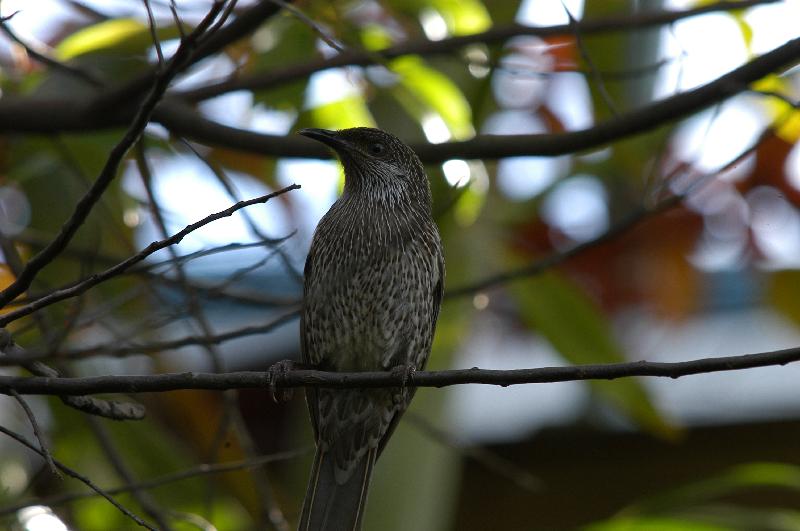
[1,0,800,529]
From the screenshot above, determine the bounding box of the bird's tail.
[298,446,376,531]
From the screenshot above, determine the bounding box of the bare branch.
[153,33,800,162]
[0,9,104,86]
[446,117,777,297]
[2,344,800,394]
[0,448,310,516]
[142,0,165,67]
[0,0,228,311]
[562,1,618,116]
[1,32,797,162]
[0,329,146,420]
[21,310,300,363]
[0,424,156,530]
[178,0,780,102]
[86,416,173,530]
[0,184,300,327]
[9,390,60,477]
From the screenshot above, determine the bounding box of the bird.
[297,127,444,531]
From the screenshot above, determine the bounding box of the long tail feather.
[299,447,376,531]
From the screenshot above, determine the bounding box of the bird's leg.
[389,363,417,405]
[267,359,299,403]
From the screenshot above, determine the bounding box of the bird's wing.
[430,247,445,354]
[301,244,320,440]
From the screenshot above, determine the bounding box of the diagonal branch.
[1,32,798,162]
[178,0,779,102]
[0,448,310,516]
[0,1,227,311]
[0,424,157,530]
[0,184,300,327]
[153,33,800,161]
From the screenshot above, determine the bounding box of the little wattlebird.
[297,127,444,531]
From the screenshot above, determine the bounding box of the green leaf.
[427,0,492,35]
[387,0,492,35]
[515,272,675,438]
[392,56,474,139]
[585,515,730,531]
[56,19,150,59]
[631,462,800,515]
[309,96,376,130]
[251,16,315,110]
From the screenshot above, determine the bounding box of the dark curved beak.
[299,128,349,152]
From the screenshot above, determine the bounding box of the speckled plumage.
[298,127,444,531]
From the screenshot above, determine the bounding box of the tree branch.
[1,33,798,162]
[1,345,799,394]
[0,1,227,310]
[0,425,156,530]
[156,33,800,161]
[0,448,310,517]
[178,0,779,102]
[0,184,300,327]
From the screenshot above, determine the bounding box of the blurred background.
[2,0,800,529]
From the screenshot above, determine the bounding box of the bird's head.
[300,127,431,207]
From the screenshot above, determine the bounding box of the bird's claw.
[390,363,416,403]
[268,359,296,403]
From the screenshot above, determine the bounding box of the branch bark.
[178,0,780,102]
[1,345,799,394]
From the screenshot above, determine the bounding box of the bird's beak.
[299,128,350,152]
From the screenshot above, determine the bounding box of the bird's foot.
[267,359,297,403]
[390,363,417,403]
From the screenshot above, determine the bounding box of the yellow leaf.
[56,19,149,59]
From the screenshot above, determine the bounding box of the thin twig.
[446,119,776,297]
[142,0,165,67]
[13,311,300,362]
[0,424,156,530]
[268,0,344,52]
[562,1,618,116]
[136,141,289,531]
[0,448,310,516]
[0,0,227,311]
[169,0,186,38]
[0,324,146,421]
[0,6,104,86]
[152,26,800,162]
[177,0,779,102]
[406,413,541,492]
[9,390,60,477]
[0,184,300,326]
[86,416,173,530]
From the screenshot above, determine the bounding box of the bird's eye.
[368,143,386,157]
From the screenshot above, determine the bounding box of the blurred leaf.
[0,264,13,289]
[632,462,800,515]
[427,0,492,35]
[309,96,376,129]
[453,181,485,226]
[361,24,393,51]
[56,19,151,59]
[585,516,729,531]
[590,463,800,531]
[252,17,315,110]
[753,75,800,143]
[515,272,675,438]
[768,270,800,327]
[387,0,491,35]
[392,56,474,139]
